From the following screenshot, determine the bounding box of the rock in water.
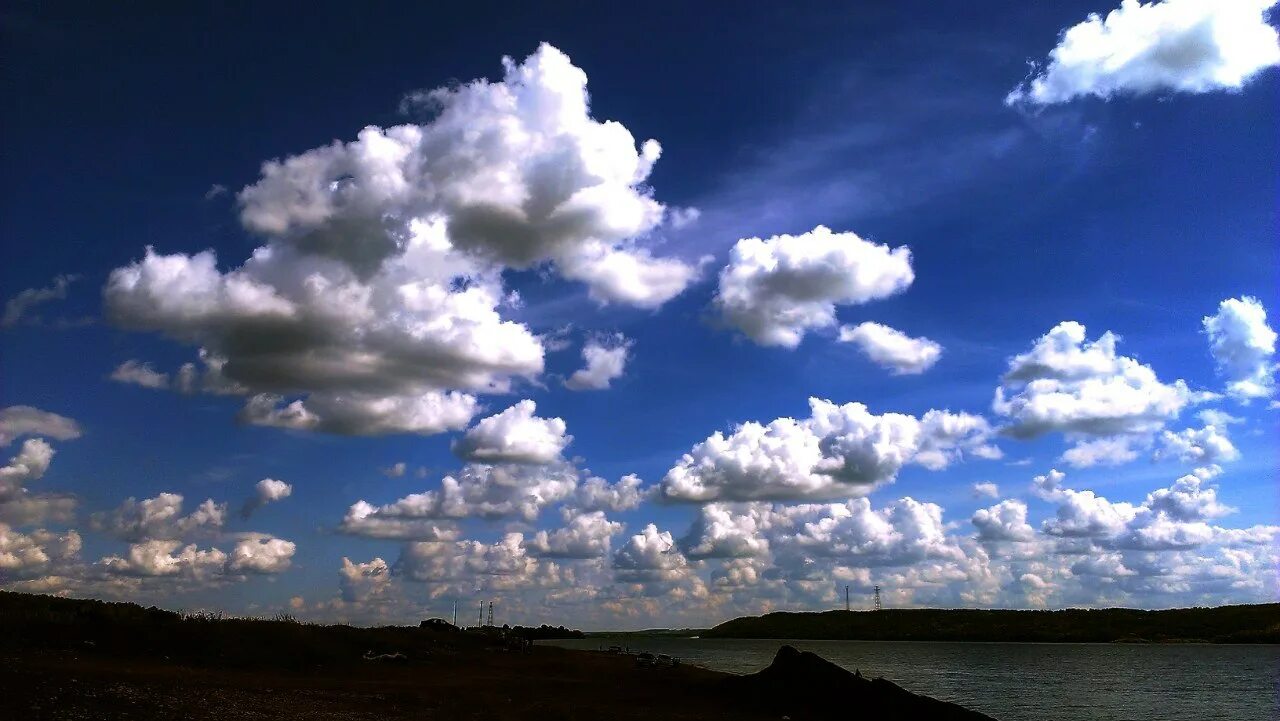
[721,645,996,720]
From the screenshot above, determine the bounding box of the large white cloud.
[661,398,997,502]
[714,226,914,348]
[994,322,1201,447]
[973,500,1036,542]
[564,334,632,390]
[1153,423,1239,465]
[837,322,942,375]
[1007,0,1280,105]
[0,524,81,578]
[241,478,294,518]
[451,400,571,464]
[105,44,698,436]
[1203,296,1277,401]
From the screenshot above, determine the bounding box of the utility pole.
[845,585,850,612]
[452,599,457,627]
[873,585,882,612]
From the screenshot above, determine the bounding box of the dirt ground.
[1,646,769,721]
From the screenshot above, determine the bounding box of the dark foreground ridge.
[723,645,994,721]
[1,591,995,720]
[705,604,1280,643]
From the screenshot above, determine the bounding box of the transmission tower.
[478,600,484,628]
[487,600,494,627]
[873,585,882,611]
[845,585,850,612]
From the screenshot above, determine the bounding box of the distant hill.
[704,604,1280,643]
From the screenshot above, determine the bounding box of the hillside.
[703,604,1280,643]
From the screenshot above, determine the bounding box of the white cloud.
[238,389,479,437]
[838,322,942,375]
[0,406,81,446]
[99,540,229,579]
[527,509,624,558]
[1060,436,1143,467]
[1203,296,1277,401]
[576,473,646,512]
[381,462,407,478]
[1153,423,1240,465]
[612,523,688,581]
[680,503,775,559]
[340,462,579,537]
[1042,489,1140,538]
[661,398,997,502]
[0,524,81,577]
[973,500,1036,542]
[972,481,1000,499]
[241,478,293,518]
[110,360,170,389]
[451,400,571,464]
[1007,0,1280,105]
[564,334,632,390]
[1143,473,1234,521]
[339,556,392,602]
[226,534,296,574]
[994,321,1200,440]
[714,226,914,348]
[0,438,74,526]
[106,45,698,436]
[91,493,227,542]
[2,275,77,328]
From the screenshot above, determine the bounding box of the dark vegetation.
[705,604,1280,643]
[0,590,996,719]
[723,645,993,721]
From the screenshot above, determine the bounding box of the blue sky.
[1,0,1277,628]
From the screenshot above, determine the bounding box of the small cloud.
[2,274,79,328]
[381,462,407,478]
[204,184,229,200]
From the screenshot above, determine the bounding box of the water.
[541,637,1279,720]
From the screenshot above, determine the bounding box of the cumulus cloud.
[714,226,914,348]
[1007,0,1280,105]
[395,533,565,598]
[339,556,392,602]
[0,524,81,578]
[339,462,579,538]
[99,540,229,579]
[661,398,997,502]
[226,534,296,574]
[451,400,571,464]
[1203,296,1277,401]
[2,275,78,328]
[612,523,688,581]
[105,44,699,436]
[0,406,81,446]
[564,334,632,390]
[241,478,293,518]
[0,438,75,526]
[575,473,646,512]
[838,322,942,375]
[1153,423,1239,465]
[973,500,1036,542]
[994,322,1201,448]
[381,462,408,478]
[527,509,624,558]
[91,493,227,542]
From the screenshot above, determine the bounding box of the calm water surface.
[541,637,1279,721]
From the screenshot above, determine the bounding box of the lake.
[541,637,1279,720]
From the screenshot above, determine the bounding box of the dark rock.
[722,645,996,720]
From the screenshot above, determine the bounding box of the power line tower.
[487,600,494,627]
[478,600,484,628]
[873,585,882,611]
[845,585,850,612]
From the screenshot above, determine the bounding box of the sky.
[1,0,1277,629]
